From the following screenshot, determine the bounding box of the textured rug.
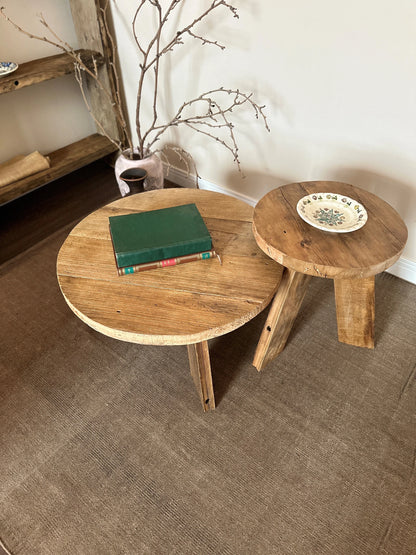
[1,228,415,555]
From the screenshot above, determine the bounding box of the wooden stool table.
[57,188,282,411]
[252,181,408,370]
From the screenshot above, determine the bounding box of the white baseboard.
[164,164,416,285]
[385,257,416,284]
[164,164,258,206]
[165,164,199,190]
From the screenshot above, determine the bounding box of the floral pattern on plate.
[0,62,18,76]
[296,193,367,233]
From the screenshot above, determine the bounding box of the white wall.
[110,0,416,275]
[0,0,96,162]
[1,1,415,277]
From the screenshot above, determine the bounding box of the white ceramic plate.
[0,62,18,77]
[296,192,367,233]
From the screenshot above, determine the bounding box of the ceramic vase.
[115,148,164,196]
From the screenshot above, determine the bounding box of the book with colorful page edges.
[109,203,213,269]
[117,249,217,275]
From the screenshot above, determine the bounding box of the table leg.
[187,341,216,411]
[334,276,375,348]
[253,268,312,371]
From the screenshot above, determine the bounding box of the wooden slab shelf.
[0,134,117,206]
[0,50,105,95]
[0,1,121,205]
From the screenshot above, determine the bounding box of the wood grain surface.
[252,181,408,365]
[253,181,408,279]
[57,188,283,346]
[69,0,121,144]
[0,134,117,206]
[253,268,311,370]
[187,342,215,412]
[0,50,104,95]
[334,276,375,348]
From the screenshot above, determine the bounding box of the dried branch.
[133,0,242,157]
[186,30,225,50]
[148,0,238,69]
[1,1,269,173]
[146,87,269,170]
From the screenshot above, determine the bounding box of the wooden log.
[253,268,311,371]
[334,277,375,348]
[69,0,120,143]
[0,50,104,95]
[187,342,215,411]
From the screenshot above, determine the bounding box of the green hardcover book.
[109,203,212,268]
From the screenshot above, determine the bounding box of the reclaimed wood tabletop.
[57,187,283,411]
[252,181,407,370]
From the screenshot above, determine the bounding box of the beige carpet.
[1,227,415,555]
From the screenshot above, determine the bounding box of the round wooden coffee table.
[57,188,282,411]
[252,181,408,370]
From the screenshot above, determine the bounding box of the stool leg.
[187,341,215,411]
[334,276,375,348]
[253,268,311,371]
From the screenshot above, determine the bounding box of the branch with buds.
[1,1,269,171]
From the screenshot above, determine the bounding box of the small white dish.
[0,62,18,77]
[296,192,367,233]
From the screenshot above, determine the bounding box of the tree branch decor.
[1,1,269,172]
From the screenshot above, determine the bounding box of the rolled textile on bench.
[0,151,50,187]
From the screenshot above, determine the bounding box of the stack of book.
[109,203,217,276]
